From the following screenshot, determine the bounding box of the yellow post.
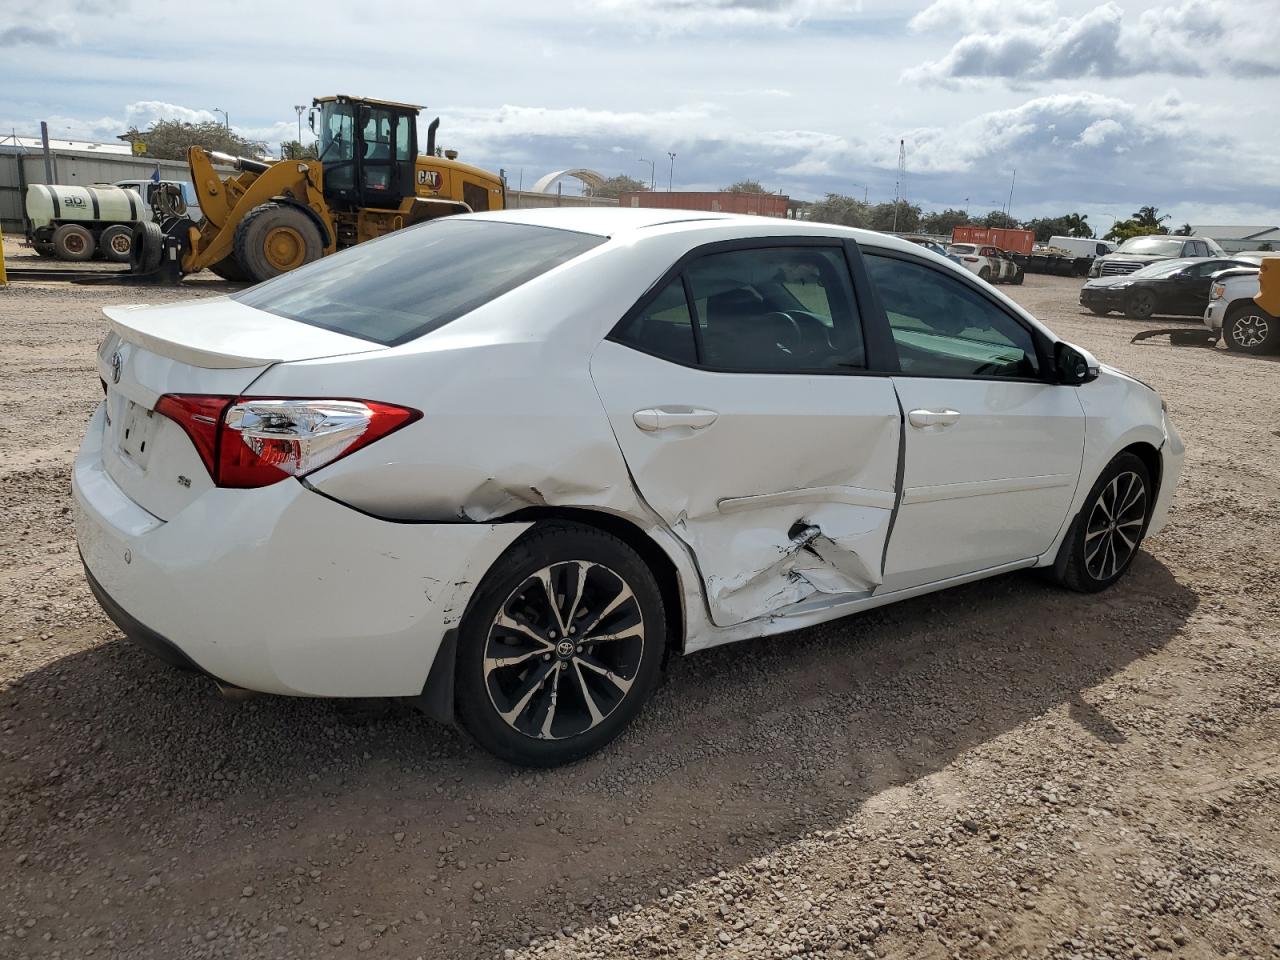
[1255,257,1280,316]
[0,220,7,286]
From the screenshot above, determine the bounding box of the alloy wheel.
[1229,313,1270,349]
[483,561,645,740]
[1084,471,1147,581]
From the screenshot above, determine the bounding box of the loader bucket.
[1255,257,1280,316]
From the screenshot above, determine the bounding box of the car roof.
[465,206,935,258]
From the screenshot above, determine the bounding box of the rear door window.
[233,219,603,345]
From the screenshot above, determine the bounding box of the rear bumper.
[73,404,530,697]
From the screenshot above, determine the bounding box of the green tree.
[808,193,870,228]
[1024,213,1094,242]
[593,174,649,199]
[723,179,768,194]
[867,201,921,233]
[1104,219,1150,242]
[1131,205,1170,233]
[918,207,971,237]
[1259,241,1274,252]
[1173,222,1193,236]
[124,119,266,161]
[979,209,1021,229]
[279,140,318,160]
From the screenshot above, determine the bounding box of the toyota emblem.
[110,350,123,384]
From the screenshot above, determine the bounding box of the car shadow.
[2,553,1196,954]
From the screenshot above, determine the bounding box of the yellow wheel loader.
[133,95,505,283]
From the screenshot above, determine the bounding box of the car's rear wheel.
[978,267,992,282]
[1056,452,1152,593]
[1222,302,1279,354]
[455,522,666,767]
[1124,289,1157,320]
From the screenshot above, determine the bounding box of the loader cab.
[313,96,419,210]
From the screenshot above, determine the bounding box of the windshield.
[1129,259,1194,279]
[1116,237,1185,256]
[949,244,975,254]
[316,100,355,164]
[233,219,605,346]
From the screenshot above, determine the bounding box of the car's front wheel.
[1222,302,1279,354]
[1124,289,1157,320]
[1056,452,1152,593]
[455,522,666,766]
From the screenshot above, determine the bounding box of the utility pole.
[667,152,676,192]
[638,157,655,191]
[892,139,906,232]
[1005,168,1017,221]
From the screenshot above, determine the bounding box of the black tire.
[1222,302,1279,354]
[52,223,94,261]
[233,202,323,284]
[978,267,992,282]
[455,521,666,767]
[129,221,163,274]
[1056,452,1152,593]
[100,224,133,263]
[1012,269,1025,285]
[207,255,249,282]
[1124,288,1157,320]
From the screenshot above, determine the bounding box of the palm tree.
[1064,212,1092,238]
[1132,206,1170,232]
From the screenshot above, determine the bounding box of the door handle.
[908,408,960,429]
[633,407,719,432]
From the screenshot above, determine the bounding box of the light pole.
[637,157,655,191]
[294,104,306,149]
[213,108,229,131]
[667,152,676,192]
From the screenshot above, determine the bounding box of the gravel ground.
[2,237,1278,960]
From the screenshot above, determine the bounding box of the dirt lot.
[2,238,1278,960]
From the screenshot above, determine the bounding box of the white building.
[1191,225,1280,253]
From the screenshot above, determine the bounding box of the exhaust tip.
[214,680,257,701]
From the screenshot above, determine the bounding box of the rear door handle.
[633,407,719,432]
[908,408,960,429]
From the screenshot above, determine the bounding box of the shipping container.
[619,191,789,218]
[951,226,1034,255]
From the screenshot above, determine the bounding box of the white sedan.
[74,209,1184,766]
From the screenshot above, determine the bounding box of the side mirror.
[1055,341,1099,385]
[308,108,317,134]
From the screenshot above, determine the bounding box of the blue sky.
[3,0,1278,230]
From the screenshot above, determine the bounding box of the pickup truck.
[1203,253,1278,354]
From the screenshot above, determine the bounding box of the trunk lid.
[97,298,381,520]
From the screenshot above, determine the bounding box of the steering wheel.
[758,311,809,358]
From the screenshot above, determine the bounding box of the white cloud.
[582,0,865,30]
[909,0,1054,33]
[904,0,1275,85]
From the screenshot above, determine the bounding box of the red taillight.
[964,256,980,262]
[155,395,420,489]
[155,394,234,480]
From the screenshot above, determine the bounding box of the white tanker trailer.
[24,184,146,262]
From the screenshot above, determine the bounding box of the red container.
[619,191,790,218]
[951,226,1034,255]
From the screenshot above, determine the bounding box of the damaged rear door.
[590,238,902,626]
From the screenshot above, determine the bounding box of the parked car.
[902,235,962,264]
[1203,254,1280,354]
[948,242,1015,283]
[996,249,1025,285]
[1079,256,1254,319]
[74,208,1183,766]
[1089,235,1226,278]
